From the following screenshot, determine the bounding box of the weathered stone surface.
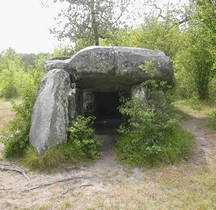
[68,83,78,119]
[45,57,72,72]
[83,91,96,117]
[29,69,73,154]
[131,84,148,106]
[45,46,175,92]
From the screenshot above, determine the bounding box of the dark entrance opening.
[94,92,122,133]
[95,92,121,119]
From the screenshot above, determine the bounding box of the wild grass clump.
[207,111,216,131]
[24,116,101,171]
[24,144,84,171]
[116,80,195,167]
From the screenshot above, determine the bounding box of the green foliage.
[0,49,47,99]
[116,80,194,167]
[208,78,216,104]
[173,46,197,100]
[170,1,216,102]
[183,2,216,101]
[0,49,22,98]
[67,116,101,159]
[102,17,182,60]
[21,53,50,70]
[24,116,101,171]
[3,68,45,158]
[52,45,74,57]
[51,0,130,48]
[134,18,181,59]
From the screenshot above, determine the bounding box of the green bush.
[0,49,22,99]
[67,116,101,159]
[116,80,194,167]
[3,68,44,158]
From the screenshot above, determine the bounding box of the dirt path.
[0,134,145,210]
[183,113,216,168]
[0,113,216,210]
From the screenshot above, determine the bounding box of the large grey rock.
[29,69,73,154]
[45,46,175,92]
[131,84,148,106]
[131,84,166,107]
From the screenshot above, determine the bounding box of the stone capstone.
[45,46,175,92]
[29,69,73,154]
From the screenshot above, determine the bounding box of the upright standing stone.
[131,84,148,106]
[29,69,73,154]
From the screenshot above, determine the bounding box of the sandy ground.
[0,111,216,209]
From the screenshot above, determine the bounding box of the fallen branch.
[0,166,30,181]
[22,176,87,192]
[0,187,13,191]
[81,184,93,187]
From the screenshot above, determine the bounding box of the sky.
[0,0,188,54]
[0,0,66,54]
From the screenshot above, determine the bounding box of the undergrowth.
[116,80,195,167]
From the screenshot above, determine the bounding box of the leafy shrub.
[116,80,194,167]
[3,68,44,158]
[0,49,22,99]
[24,116,101,171]
[67,116,101,159]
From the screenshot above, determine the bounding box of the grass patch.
[24,144,86,171]
[174,99,216,115]
[175,99,216,132]
[207,111,216,131]
[116,81,195,167]
[0,98,17,131]
[116,123,194,167]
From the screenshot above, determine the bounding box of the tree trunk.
[91,0,99,46]
[95,36,99,46]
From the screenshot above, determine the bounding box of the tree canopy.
[50,0,130,50]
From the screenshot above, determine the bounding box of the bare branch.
[0,166,30,181]
[22,176,90,192]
